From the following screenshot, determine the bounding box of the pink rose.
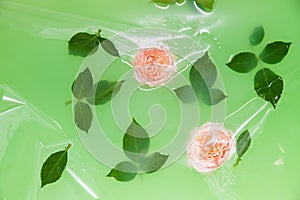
[187,122,236,173]
[132,47,176,87]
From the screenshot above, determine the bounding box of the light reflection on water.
[153,0,186,9]
[154,3,170,10]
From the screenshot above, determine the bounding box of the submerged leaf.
[100,38,120,57]
[191,51,217,87]
[254,68,283,108]
[107,161,138,182]
[123,118,150,163]
[174,85,197,104]
[226,52,258,73]
[86,80,117,105]
[249,26,265,46]
[202,88,227,106]
[259,41,292,64]
[40,144,72,188]
[68,32,100,57]
[189,53,226,106]
[72,68,93,100]
[113,80,125,96]
[189,52,225,105]
[139,152,169,173]
[236,130,251,158]
[234,130,251,167]
[190,65,210,101]
[74,102,93,133]
[150,0,181,5]
[195,0,215,10]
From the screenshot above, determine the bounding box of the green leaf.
[139,152,169,173]
[249,26,265,46]
[191,51,217,87]
[254,68,283,108]
[113,80,125,96]
[107,161,138,182]
[259,41,292,64]
[72,68,93,100]
[74,102,93,133]
[189,52,226,105]
[68,32,100,57]
[190,65,210,102]
[236,130,251,158]
[150,0,181,5]
[195,0,215,10]
[234,130,251,167]
[100,38,120,57]
[189,53,226,105]
[226,52,258,73]
[123,118,150,163]
[40,144,72,188]
[189,52,217,94]
[86,80,117,105]
[174,85,197,104]
[202,88,227,106]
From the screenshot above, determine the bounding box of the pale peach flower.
[187,122,236,173]
[132,47,176,87]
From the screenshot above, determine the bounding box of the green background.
[0,0,299,199]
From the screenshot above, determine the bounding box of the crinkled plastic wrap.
[0,85,107,200]
[0,85,60,199]
[74,25,274,198]
[0,1,281,200]
[0,85,61,161]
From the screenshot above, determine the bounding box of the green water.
[0,0,300,199]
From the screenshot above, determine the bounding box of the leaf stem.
[233,157,241,167]
[250,43,278,108]
[251,45,274,101]
[96,29,102,39]
[257,57,265,69]
[251,42,271,104]
[65,100,72,105]
[249,45,264,69]
[65,143,72,151]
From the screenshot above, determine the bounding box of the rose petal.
[187,122,236,173]
[132,47,176,87]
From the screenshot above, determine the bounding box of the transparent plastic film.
[224,97,272,140]
[0,1,138,40]
[0,102,109,200]
[0,0,218,43]
[0,0,298,199]
[0,85,63,199]
[36,141,107,200]
[0,85,61,160]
